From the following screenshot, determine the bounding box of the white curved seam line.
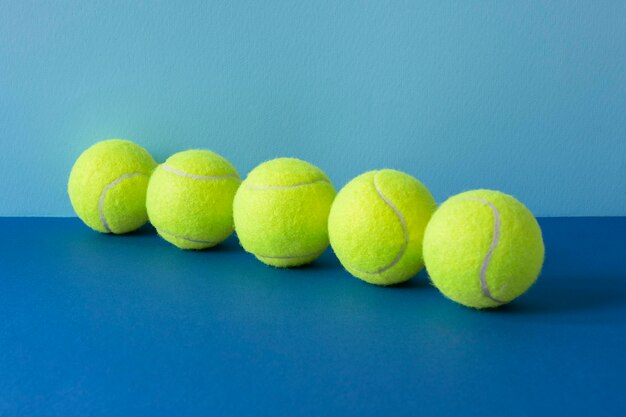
[347,172,409,276]
[468,197,506,304]
[256,248,325,260]
[158,228,218,245]
[244,178,331,190]
[162,163,240,181]
[98,172,147,233]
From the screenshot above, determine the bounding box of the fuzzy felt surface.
[146,150,240,250]
[328,170,436,285]
[233,158,336,267]
[67,139,157,234]
[423,189,545,309]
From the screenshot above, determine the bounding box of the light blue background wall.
[0,1,624,217]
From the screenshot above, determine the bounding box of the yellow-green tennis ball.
[68,139,157,234]
[328,170,436,286]
[146,150,241,250]
[423,189,545,309]
[233,158,336,267]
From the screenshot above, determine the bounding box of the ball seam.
[343,171,409,280]
[157,228,219,245]
[162,163,240,181]
[255,247,326,260]
[466,197,506,304]
[98,172,147,233]
[243,178,331,190]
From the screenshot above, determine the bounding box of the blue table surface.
[1,217,625,416]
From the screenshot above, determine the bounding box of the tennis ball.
[146,150,241,250]
[233,158,336,267]
[328,170,436,285]
[423,189,545,309]
[68,139,157,234]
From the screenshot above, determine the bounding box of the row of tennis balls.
[68,139,545,309]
